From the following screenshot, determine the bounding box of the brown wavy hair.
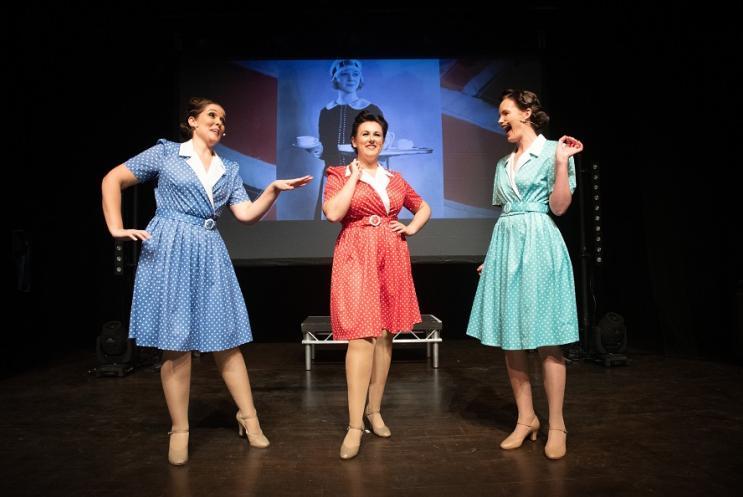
[179,97,223,139]
[501,89,550,132]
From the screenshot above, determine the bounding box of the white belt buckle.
[368,215,381,227]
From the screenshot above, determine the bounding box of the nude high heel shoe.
[236,411,270,448]
[545,427,568,460]
[168,428,189,466]
[339,425,366,460]
[365,409,392,438]
[499,416,540,450]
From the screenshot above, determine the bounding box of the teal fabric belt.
[501,201,549,215]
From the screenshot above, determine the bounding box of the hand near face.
[348,159,362,179]
[556,135,584,161]
[273,175,313,191]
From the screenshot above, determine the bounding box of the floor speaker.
[95,321,134,377]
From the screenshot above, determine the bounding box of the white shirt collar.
[526,133,547,157]
[507,133,547,169]
[326,97,372,111]
[180,140,226,208]
[179,140,194,158]
[344,165,392,178]
[505,134,547,200]
[344,165,392,213]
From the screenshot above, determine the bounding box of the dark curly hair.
[179,97,223,139]
[501,89,550,132]
[350,110,389,152]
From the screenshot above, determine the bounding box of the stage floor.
[1,340,741,497]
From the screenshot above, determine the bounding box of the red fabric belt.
[341,215,397,228]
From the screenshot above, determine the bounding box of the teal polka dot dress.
[467,137,579,350]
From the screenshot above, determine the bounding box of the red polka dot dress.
[324,166,424,340]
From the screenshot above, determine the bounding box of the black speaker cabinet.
[96,321,134,377]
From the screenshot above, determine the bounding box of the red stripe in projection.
[442,115,512,209]
[217,65,277,165]
[440,60,492,92]
[181,61,277,165]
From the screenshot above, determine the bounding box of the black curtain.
[8,6,740,376]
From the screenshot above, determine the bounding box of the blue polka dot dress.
[125,139,253,352]
[467,137,579,350]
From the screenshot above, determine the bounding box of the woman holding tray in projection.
[101,97,311,465]
[323,110,431,460]
[467,89,583,460]
[301,59,385,218]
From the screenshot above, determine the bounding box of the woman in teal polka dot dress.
[466,89,584,460]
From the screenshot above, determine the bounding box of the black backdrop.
[8,5,740,374]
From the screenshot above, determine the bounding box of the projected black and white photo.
[179,57,542,261]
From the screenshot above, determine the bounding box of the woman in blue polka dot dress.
[101,97,312,465]
[466,89,584,460]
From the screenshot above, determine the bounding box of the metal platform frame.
[301,314,443,370]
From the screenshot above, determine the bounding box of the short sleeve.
[228,165,251,206]
[323,167,345,203]
[401,176,423,213]
[548,155,577,194]
[124,140,167,183]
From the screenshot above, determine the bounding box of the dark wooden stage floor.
[1,340,742,497]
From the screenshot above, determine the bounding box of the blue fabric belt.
[501,201,549,215]
[155,209,218,230]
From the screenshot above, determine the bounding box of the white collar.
[522,133,547,158]
[179,140,226,207]
[326,97,372,111]
[179,140,225,170]
[344,165,392,178]
[505,134,546,200]
[345,165,391,213]
[179,139,195,158]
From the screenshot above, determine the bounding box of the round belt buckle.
[203,218,216,230]
[503,204,512,214]
[368,215,381,227]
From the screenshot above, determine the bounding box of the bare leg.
[343,338,375,449]
[161,350,192,430]
[213,347,264,437]
[366,330,393,433]
[161,350,192,463]
[539,346,568,458]
[500,350,540,449]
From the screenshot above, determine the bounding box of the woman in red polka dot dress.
[323,111,431,460]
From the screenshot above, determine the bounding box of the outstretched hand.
[556,135,584,161]
[110,228,151,241]
[273,175,313,191]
